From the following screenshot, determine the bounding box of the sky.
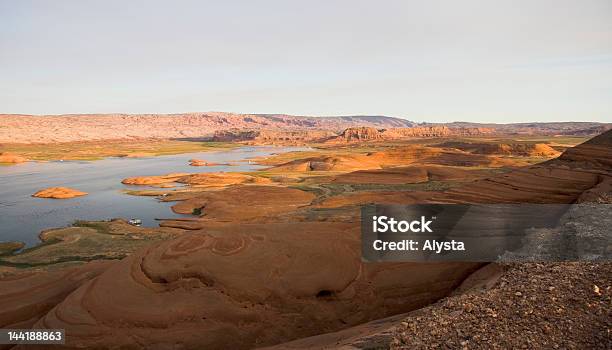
[0,0,611,123]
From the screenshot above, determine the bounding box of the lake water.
[0,146,303,246]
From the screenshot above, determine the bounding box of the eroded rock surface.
[33,222,479,349]
[0,261,113,330]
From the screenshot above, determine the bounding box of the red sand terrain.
[330,165,493,185]
[0,130,609,349]
[269,145,524,174]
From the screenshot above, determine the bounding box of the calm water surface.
[0,146,304,246]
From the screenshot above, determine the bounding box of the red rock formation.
[328,126,495,143]
[337,127,383,142]
[440,130,611,204]
[32,187,88,199]
[382,126,494,138]
[0,261,113,329]
[121,173,191,185]
[32,222,479,349]
[0,152,27,163]
[436,142,561,157]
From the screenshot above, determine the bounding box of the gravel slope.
[391,262,611,349]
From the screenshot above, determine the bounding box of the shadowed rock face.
[557,128,612,169]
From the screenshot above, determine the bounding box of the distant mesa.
[0,113,414,144]
[213,126,498,145]
[32,187,88,199]
[328,126,496,143]
[0,112,609,144]
[0,152,27,163]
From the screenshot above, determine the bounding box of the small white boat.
[128,218,142,226]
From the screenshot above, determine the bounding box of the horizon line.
[1,111,610,125]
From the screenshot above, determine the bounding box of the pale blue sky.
[1,0,611,123]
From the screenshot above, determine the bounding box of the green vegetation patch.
[0,140,237,161]
[0,220,182,269]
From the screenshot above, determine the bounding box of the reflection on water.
[0,146,303,246]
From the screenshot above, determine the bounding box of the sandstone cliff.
[328,126,495,143]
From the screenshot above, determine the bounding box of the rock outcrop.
[32,223,479,349]
[0,261,113,329]
[0,152,27,163]
[121,173,191,185]
[32,187,88,199]
[337,127,383,142]
[328,126,495,143]
[436,142,561,157]
[170,185,315,220]
[381,126,494,138]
